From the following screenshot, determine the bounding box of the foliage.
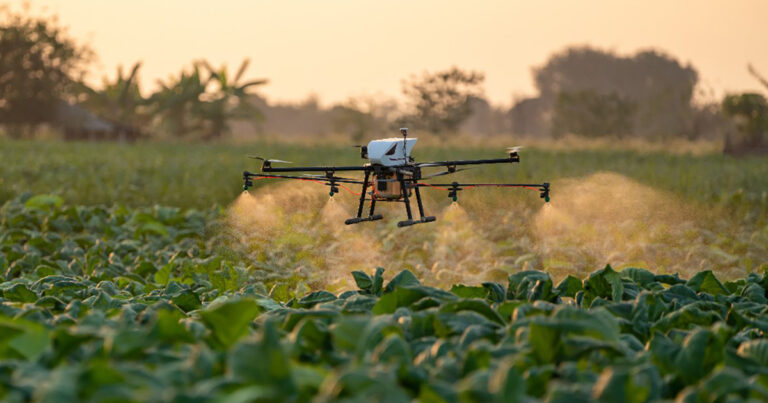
[330,97,397,143]
[401,67,485,134]
[515,46,700,138]
[80,62,149,140]
[552,90,636,138]
[2,197,768,401]
[0,6,92,130]
[150,59,266,140]
[722,93,768,151]
[1,139,766,213]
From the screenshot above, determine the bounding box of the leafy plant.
[2,196,768,401]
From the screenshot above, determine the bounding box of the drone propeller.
[416,162,446,168]
[506,146,524,153]
[421,167,472,179]
[248,156,293,164]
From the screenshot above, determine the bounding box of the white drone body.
[366,138,417,167]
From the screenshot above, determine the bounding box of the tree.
[331,96,397,143]
[198,59,267,140]
[551,90,636,138]
[514,46,699,138]
[149,63,209,138]
[0,6,92,135]
[748,64,768,91]
[149,59,266,140]
[401,67,484,134]
[81,62,148,140]
[721,65,768,155]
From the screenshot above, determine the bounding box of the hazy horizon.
[10,0,768,107]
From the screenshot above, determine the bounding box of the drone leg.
[368,198,377,217]
[413,185,436,224]
[398,174,417,227]
[345,171,382,225]
[355,171,370,218]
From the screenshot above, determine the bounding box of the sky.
[12,0,768,107]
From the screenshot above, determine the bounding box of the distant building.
[56,103,142,141]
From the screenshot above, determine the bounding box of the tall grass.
[1,139,766,216]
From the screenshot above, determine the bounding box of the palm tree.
[148,59,266,140]
[82,62,148,140]
[748,64,768,91]
[198,59,267,139]
[149,64,209,138]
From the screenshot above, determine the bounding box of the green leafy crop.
[2,196,768,401]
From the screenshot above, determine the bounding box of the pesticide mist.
[222,172,745,288]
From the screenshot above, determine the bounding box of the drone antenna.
[400,127,408,164]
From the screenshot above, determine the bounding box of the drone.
[242,128,550,227]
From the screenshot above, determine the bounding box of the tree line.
[1,8,766,154]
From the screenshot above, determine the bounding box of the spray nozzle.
[448,182,462,202]
[242,172,253,191]
[540,182,550,203]
[327,180,339,197]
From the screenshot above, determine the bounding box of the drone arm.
[417,155,519,168]
[261,165,369,173]
[243,171,365,185]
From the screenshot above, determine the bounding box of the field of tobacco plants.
[2,194,768,401]
[1,140,768,401]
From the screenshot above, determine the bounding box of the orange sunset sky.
[11,0,768,106]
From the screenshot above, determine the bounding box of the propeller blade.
[416,162,445,167]
[506,146,525,153]
[247,156,292,163]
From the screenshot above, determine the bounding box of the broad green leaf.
[200,298,263,349]
[371,267,385,296]
[620,267,656,287]
[171,290,202,312]
[351,270,372,292]
[439,299,505,325]
[583,265,624,306]
[507,270,556,302]
[737,339,768,367]
[384,269,421,293]
[269,283,291,302]
[24,194,63,210]
[372,334,411,365]
[297,290,336,308]
[687,270,728,295]
[3,283,37,302]
[450,284,488,299]
[482,282,506,303]
[0,316,50,360]
[555,275,582,298]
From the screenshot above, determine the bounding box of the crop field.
[2,139,768,401]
